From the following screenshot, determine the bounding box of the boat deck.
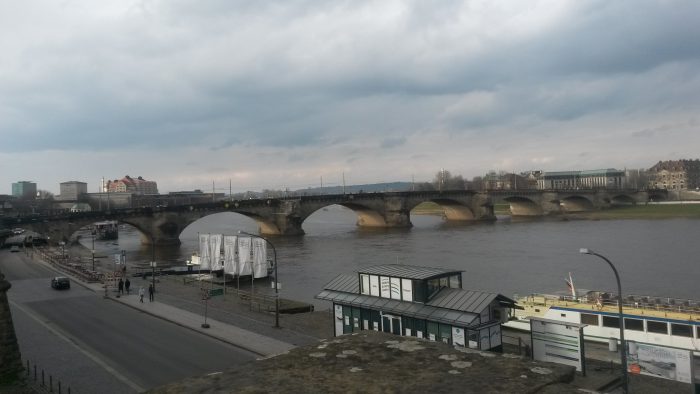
[520,294,700,323]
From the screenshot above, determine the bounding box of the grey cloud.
[380,137,407,149]
[1,0,700,194]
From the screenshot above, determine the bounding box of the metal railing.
[24,359,72,394]
[522,293,700,315]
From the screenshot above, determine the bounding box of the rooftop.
[148,331,577,394]
[357,264,463,280]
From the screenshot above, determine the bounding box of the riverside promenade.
[31,246,695,393]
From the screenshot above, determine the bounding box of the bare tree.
[432,170,465,191]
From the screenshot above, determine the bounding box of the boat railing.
[522,293,700,315]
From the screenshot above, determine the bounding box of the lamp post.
[91,230,96,271]
[239,231,279,328]
[580,248,628,393]
[151,237,156,294]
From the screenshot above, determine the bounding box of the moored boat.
[505,287,700,355]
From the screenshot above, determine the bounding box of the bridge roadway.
[2,189,664,245]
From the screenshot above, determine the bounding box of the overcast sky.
[1,0,699,195]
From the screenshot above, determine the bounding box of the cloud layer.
[2,0,699,194]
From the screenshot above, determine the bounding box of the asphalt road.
[1,249,257,393]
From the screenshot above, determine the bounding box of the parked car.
[10,245,20,253]
[51,277,70,290]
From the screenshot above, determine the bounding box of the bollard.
[42,370,45,386]
[59,381,62,394]
[26,360,29,376]
[50,375,53,392]
[34,365,37,381]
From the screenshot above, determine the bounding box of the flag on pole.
[199,234,211,270]
[209,234,222,271]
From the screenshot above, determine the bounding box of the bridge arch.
[559,195,595,212]
[502,196,543,216]
[416,199,476,221]
[610,194,637,205]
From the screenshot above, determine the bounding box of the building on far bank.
[537,169,625,190]
[106,175,158,195]
[316,264,516,352]
[647,159,700,190]
[57,181,87,201]
[11,181,37,199]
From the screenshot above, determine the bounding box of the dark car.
[51,277,70,290]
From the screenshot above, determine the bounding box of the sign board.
[530,317,586,373]
[452,327,466,347]
[626,341,694,383]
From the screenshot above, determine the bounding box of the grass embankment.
[412,201,700,219]
[571,203,700,220]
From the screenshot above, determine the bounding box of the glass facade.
[335,303,495,348]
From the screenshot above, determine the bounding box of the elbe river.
[84,206,699,308]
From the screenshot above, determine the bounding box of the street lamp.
[151,236,156,294]
[238,231,279,328]
[91,229,96,271]
[579,248,628,393]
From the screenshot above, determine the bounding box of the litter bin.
[608,337,618,352]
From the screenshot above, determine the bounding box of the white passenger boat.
[504,277,700,355]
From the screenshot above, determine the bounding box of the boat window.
[581,313,599,326]
[624,318,644,331]
[602,316,620,328]
[671,324,693,338]
[647,320,668,334]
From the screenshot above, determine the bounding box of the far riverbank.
[412,201,700,220]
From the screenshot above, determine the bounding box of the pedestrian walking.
[118,278,124,295]
[139,286,144,303]
[125,278,131,295]
[148,283,154,302]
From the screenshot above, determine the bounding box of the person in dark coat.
[125,278,131,295]
[148,283,154,302]
[118,278,124,295]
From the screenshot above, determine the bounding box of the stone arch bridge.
[3,189,661,246]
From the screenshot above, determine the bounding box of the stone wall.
[0,271,23,383]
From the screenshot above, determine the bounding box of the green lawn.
[412,201,700,219]
[574,203,700,219]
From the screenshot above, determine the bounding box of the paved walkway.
[77,279,296,357]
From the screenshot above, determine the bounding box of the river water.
[84,206,700,308]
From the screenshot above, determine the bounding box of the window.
[360,274,370,295]
[647,321,668,334]
[602,316,620,328]
[581,313,599,326]
[671,324,693,337]
[624,318,644,331]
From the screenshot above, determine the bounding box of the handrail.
[520,293,700,315]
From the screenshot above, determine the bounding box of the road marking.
[9,300,145,393]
